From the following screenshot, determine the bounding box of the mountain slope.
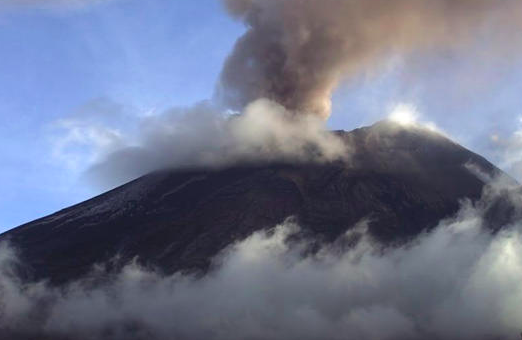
[0,121,507,284]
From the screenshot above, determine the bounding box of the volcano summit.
[1,121,511,284]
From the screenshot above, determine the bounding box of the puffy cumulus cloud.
[1,179,522,340]
[218,0,522,119]
[85,98,349,190]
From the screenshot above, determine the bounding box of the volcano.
[0,121,513,284]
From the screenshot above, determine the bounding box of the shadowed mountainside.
[0,121,511,284]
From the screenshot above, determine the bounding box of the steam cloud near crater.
[83,99,348,190]
[1,179,522,340]
[219,0,522,118]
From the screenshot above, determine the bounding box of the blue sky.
[0,0,242,231]
[1,0,522,232]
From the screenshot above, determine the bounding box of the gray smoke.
[218,0,522,118]
[1,177,522,340]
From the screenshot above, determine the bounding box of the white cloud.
[48,98,134,172]
[47,98,347,191]
[50,118,125,170]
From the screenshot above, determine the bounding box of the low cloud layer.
[219,0,522,119]
[83,99,348,190]
[1,179,521,340]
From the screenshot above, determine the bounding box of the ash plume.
[218,0,522,119]
[49,0,522,187]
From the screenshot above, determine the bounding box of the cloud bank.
[219,0,522,119]
[1,179,521,340]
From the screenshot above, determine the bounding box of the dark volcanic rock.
[0,121,510,284]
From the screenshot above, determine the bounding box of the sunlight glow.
[388,104,419,126]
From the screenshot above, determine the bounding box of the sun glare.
[388,104,419,126]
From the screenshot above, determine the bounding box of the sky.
[1,0,522,232]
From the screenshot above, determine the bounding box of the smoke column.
[219,0,522,119]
